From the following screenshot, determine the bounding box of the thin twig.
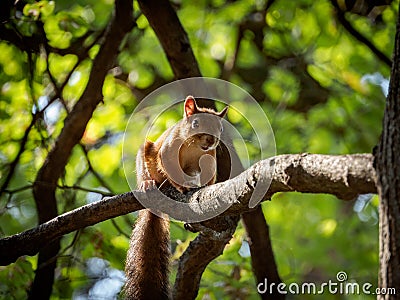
[332,4,392,67]
[0,116,38,197]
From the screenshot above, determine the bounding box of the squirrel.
[124,96,228,299]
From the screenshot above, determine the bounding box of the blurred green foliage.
[0,0,394,298]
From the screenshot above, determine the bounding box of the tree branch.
[137,0,201,79]
[0,153,376,266]
[0,192,142,266]
[173,216,239,300]
[0,114,38,196]
[33,0,134,193]
[330,2,392,67]
[28,0,134,298]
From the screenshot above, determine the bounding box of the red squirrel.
[124,96,228,299]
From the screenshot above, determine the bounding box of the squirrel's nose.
[205,135,215,145]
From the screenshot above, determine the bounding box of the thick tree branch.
[173,215,239,300]
[0,153,376,266]
[137,0,201,79]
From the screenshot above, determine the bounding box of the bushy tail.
[124,210,170,299]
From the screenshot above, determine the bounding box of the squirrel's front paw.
[139,180,157,191]
[184,223,198,233]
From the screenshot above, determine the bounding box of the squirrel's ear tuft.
[184,95,198,117]
[218,106,228,118]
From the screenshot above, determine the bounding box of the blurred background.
[0,0,393,298]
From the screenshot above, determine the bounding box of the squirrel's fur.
[124,96,227,299]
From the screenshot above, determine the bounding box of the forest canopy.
[0,0,396,299]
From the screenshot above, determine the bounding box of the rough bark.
[375,3,400,298]
[28,1,134,299]
[0,153,376,266]
[173,216,239,300]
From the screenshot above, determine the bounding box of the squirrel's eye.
[220,126,223,132]
[192,119,199,128]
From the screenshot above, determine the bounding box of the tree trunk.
[375,3,400,299]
